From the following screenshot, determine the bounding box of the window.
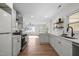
[25,26,35,33]
[69,12,79,32]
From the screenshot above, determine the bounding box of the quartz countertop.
[50,33,79,44]
[61,36,79,44]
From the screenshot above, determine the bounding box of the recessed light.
[44,16,48,18]
[31,16,34,18]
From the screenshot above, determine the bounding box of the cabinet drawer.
[61,38,72,47]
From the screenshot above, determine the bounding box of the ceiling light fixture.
[31,16,34,18]
[44,16,48,18]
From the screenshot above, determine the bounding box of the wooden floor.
[19,35,58,56]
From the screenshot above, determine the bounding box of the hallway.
[19,35,58,56]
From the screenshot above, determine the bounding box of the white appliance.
[0,8,12,56]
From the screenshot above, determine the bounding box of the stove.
[21,34,27,51]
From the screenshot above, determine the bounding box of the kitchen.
[0,3,79,56]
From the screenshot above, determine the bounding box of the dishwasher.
[72,42,79,56]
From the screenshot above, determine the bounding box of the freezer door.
[0,8,11,32]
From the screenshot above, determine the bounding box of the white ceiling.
[70,11,79,19]
[69,11,79,23]
[13,3,68,24]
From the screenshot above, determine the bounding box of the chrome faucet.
[67,24,74,37]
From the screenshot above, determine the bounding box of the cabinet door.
[0,8,11,32]
[13,36,18,56]
[54,39,63,56]
[17,36,21,54]
[61,40,72,56]
[49,34,72,56]
[13,36,21,56]
[49,34,55,47]
[39,33,48,43]
[49,35,63,55]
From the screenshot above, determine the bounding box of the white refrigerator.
[0,8,12,56]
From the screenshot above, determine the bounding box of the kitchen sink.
[61,34,77,39]
[63,36,77,39]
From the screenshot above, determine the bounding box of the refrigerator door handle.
[0,32,11,34]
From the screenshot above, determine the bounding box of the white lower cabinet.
[61,43,72,56]
[49,34,55,47]
[12,35,21,56]
[50,34,72,56]
[54,39,63,56]
[61,39,72,56]
[39,33,49,44]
